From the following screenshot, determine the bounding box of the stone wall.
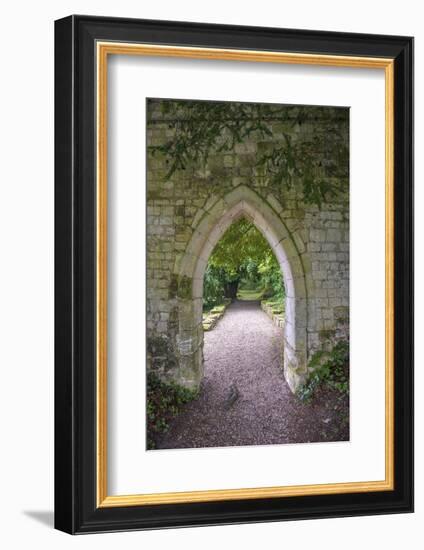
[146,99,349,392]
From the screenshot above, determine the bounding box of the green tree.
[203,218,284,304]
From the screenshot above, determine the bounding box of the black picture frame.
[55,15,414,534]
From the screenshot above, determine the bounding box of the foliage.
[296,340,349,403]
[208,218,269,273]
[203,264,233,310]
[146,373,198,449]
[257,252,285,300]
[202,218,285,308]
[148,99,348,207]
[150,100,275,176]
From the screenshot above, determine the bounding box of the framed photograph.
[54,15,413,534]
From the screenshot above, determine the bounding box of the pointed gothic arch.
[173,185,308,392]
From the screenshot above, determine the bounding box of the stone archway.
[173,185,308,393]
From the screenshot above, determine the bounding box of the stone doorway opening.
[174,186,307,392]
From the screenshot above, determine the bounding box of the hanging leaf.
[147,99,348,207]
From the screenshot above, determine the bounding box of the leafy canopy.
[208,217,273,275]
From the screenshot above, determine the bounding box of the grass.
[237,288,265,301]
[202,300,231,331]
[210,304,226,314]
[261,296,285,315]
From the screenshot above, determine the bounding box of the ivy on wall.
[148,99,349,208]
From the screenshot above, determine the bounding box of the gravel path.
[157,300,348,449]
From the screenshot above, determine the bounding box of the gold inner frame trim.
[96,41,395,508]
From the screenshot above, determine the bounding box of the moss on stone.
[147,188,163,201]
[319,329,336,342]
[168,306,179,327]
[168,274,179,299]
[334,306,349,323]
[177,275,193,300]
[147,335,169,356]
[147,335,178,374]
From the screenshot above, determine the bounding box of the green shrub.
[258,253,285,301]
[203,264,226,310]
[296,340,349,402]
[146,373,198,449]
